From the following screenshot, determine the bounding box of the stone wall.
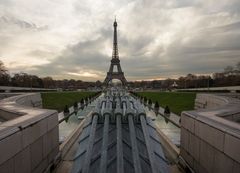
[180,93,240,173]
[0,93,43,121]
[0,93,20,100]
[194,94,228,109]
[0,93,59,173]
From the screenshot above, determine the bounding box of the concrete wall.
[0,93,59,173]
[0,86,57,92]
[194,94,229,109]
[181,94,240,173]
[0,93,43,121]
[0,93,20,100]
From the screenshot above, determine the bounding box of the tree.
[0,60,7,73]
[236,62,240,71]
[12,73,28,87]
[186,74,197,80]
[0,60,11,85]
[224,66,233,73]
[42,77,55,88]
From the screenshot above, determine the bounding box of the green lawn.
[41,91,96,112]
[137,92,196,115]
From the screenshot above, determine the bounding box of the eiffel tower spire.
[104,19,127,86]
[112,18,119,59]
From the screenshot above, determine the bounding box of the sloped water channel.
[58,98,99,142]
[59,94,180,147]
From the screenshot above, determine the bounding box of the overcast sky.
[0,0,240,81]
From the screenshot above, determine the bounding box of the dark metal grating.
[71,89,169,173]
[71,115,169,173]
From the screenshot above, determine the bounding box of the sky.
[0,0,240,81]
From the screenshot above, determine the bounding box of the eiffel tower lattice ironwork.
[104,19,127,86]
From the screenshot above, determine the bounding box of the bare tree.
[42,76,55,88]
[236,62,240,71]
[0,60,7,73]
[224,66,233,73]
[0,60,10,85]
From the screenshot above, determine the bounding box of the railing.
[58,92,102,123]
[130,94,181,128]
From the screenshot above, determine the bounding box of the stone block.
[0,126,19,141]
[233,161,240,173]
[30,137,43,170]
[32,157,48,173]
[14,146,31,173]
[181,114,195,133]
[180,148,193,166]
[48,146,59,164]
[213,149,234,173]
[199,140,214,173]
[224,134,240,163]
[51,126,59,149]
[42,125,59,160]
[0,131,22,165]
[195,121,224,151]
[193,159,209,173]
[47,126,59,153]
[43,133,51,158]
[22,118,47,148]
[189,133,200,161]
[0,158,14,173]
[47,113,58,131]
[193,160,200,173]
[180,127,189,151]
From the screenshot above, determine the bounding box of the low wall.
[180,93,240,173]
[0,93,20,100]
[0,93,59,173]
[0,86,57,92]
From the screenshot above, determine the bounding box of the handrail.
[130,94,181,128]
[58,92,102,123]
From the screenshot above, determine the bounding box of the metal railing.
[130,94,181,128]
[58,92,102,123]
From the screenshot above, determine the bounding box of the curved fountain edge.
[180,93,240,173]
[0,93,59,173]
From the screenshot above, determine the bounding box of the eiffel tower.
[104,19,127,86]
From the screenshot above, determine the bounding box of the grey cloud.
[30,36,109,77]
[32,15,240,80]
[1,0,240,81]
[0,15,47,30]
[26,49,55,58]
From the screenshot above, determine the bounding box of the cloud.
[0,16,47,30]
[0,0,240,81]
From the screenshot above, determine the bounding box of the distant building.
[171,81,178,88]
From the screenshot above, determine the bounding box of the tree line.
[0,61,100,89]
[0,60,240,89]
[128,62,240,89]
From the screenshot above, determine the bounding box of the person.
[164,105,170,114]
[164,105,170,123]
[64,105,69,115]
[154,101,160,116]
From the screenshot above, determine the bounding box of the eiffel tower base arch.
[104,72,127,86]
